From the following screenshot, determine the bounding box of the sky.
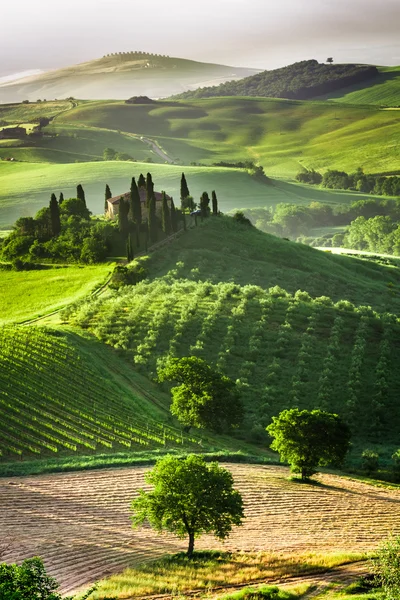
[1,0,400,77]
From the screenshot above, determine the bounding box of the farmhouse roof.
[109,189,171,205]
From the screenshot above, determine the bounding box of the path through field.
[2,464,400,596]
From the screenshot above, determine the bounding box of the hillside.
[0,52,259,103]
[0,325,215,461]
[64,218,400,443]
[173,60,379,101]
[320,65,400,106]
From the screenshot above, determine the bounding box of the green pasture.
[0,100,72,122]
[0,264,111,324]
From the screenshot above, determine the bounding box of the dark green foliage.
[232,212,253,227]
[361,449,380,474]
[76,184,86,207]
[0,556,61,600]
[181,195,196,212]
[138,173,146,189]
[158,356,243,433]
[118,197,130,237]
[126,233,134,262]
[375,535,400,600]
[148,194,157,243]
[161,191,172,236]
[212,191,218,216]
[49,193,61,237]
[180,173,190,208]
[170,197,178,232]
[58,192,64,205]
[131,455,243,557]
[109,262,148,289]
[146,172,154,206]
[105,184,112,212]
[129,178,141,226]
[175,60,378,101]
[60,197,91,220]
[200,192,210,218]
[296,170,323,185]
[125,96,156,104]
[266,408,351,479]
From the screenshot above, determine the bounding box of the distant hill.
[0,52,260,103]
[318,65,400,106]
[174,59,379,101]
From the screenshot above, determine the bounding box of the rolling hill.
[321,65,400,106]
[0,52,260,103]
[63,218,400,444]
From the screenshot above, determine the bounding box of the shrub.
[361,449,379,473]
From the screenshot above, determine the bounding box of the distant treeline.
[103,51,170,59]
[297,167,400,197]
[174,60,378,101]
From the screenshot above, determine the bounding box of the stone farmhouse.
[105,189,172,220]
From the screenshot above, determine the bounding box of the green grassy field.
[321,66,400,106]
[63,218,400,443]
[56,97,400,176]
[0,264,111,323]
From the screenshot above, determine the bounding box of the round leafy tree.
[131,455,244,557]
[158,356,243,433]
[266,408,351,480]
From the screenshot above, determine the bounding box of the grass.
[77,550,366,599]
[0,264,111,323]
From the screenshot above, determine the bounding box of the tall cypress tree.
[77,184,86,207]
[161,191,172,235]
[59,192,64,205]
[49,193,61,237]
[170,197,178,233]
[138,173,146,189]
[129,177,142,226]
[212,190,218,215]
[146,173,154,207]
[148,194,157,243]
[126,233,134,262]
[118,196,130,237]
[105,184,112,212]
[180,173,190,209]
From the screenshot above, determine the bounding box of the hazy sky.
[1,0,400,77]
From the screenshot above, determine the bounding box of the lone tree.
[104,184,112,212]
[326,57,334,64]
[49,193,61,237]
[131,455,243,557]
[158,356,243,433]
[266,408,351,480]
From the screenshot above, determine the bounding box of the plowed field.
[2,464,400,596]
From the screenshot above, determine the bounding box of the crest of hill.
[65,218,400,443]
[174,59,379,101]
[0,52,260,103]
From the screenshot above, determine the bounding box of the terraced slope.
[2,464,400,595]
[65,221,400,441]
[0,326,204,461]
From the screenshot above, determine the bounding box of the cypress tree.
[170,197,178,232]
[105,184,112,212]
[126,233,134,262]
[118,196,130,237]
[129,177,142,226]
[212,190,218,215]
[138,173,146,189]
[200,192,210,218]
[77,184,86,207]
[148,194,157,243]
[49,193,61,237]
[146,172,154,207]
[59,192,64,205]
[180,172,190,209]
[161,191,172,235]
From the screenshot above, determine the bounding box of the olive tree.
[266,408,351,480]
[131,455,243,557]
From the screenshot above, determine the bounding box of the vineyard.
[2,464,400,596]
[65,274,400,442]
[0,326,206,461]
